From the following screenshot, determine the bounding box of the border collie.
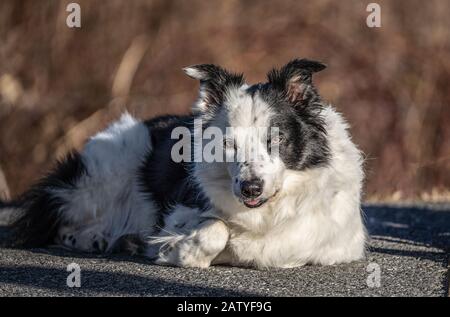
[1,59,366,268]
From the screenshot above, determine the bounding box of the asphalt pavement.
[0,204,449,297]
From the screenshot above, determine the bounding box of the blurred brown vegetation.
[0,0,449,202]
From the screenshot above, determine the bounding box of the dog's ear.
[267,59,326,106]
[183,64,244,113]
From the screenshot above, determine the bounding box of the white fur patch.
[182,67,205,80]
[146,205,229,268]
[53,113,157,252]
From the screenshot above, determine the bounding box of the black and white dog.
[1,59,366,268]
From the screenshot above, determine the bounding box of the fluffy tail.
[0,194,62,248]
[0,199,20,246]
[0,199,19,220]
[2,152,85,248]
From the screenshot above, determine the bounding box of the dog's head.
[185,59,330,209]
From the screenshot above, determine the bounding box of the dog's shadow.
[0,225,256,296]
[0,263,254,296]
[364,204,450,263]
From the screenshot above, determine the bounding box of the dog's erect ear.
[183,64,244,113]
[267,59,326,105]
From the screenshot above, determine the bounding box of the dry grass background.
[0,0,449,202]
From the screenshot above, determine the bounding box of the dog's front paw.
[155,238,213,268]
[146,219,229,268]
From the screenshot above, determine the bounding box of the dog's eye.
[269,135,283,146]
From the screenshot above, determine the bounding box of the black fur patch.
[186,64,244,119]
[0,199,18,210]
[248,59,330,170]
[110,234,147,255]
[9,152,86,247]
[267,58,326,108]
[139,115,209,232]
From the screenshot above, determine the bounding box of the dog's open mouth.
[243,197,267,208]
[241,190,279,208]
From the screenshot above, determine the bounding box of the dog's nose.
[240,179,264,198]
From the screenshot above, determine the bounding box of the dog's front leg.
[149,219,229,268]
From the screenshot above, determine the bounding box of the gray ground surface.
[0,204,449,297]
